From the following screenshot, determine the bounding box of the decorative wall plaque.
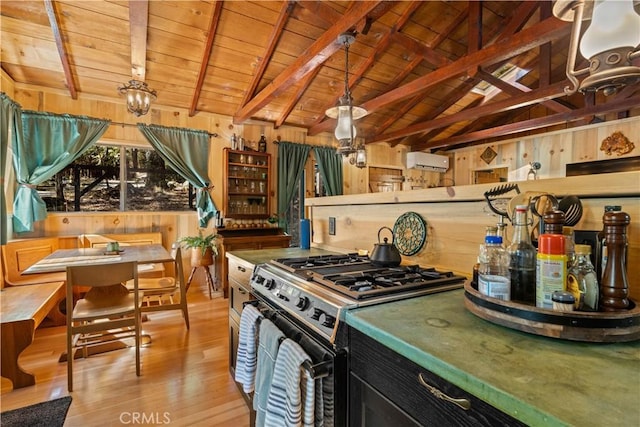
[600,131,635,156]
[480,146,497,164]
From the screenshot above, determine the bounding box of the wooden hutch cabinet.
[217,148,290,298]
[223,148,271,219]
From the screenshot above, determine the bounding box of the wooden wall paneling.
[44,214,87,237]
[1,69,15,96]
[571,127,599,162]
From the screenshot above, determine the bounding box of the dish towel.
[234,304,263,393]
[264,338,315,427]
[253,319,285,427]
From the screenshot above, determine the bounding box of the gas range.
[249,253,466,345]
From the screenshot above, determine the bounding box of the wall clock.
[393,212,427,256]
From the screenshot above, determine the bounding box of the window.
[37,144,194,212]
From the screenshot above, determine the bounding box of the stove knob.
[264,279,275,290]
[311,308,323,320]
[320,314,336,328]
[253,275,265,285]
[277,293,290,302]
[296,296,310,311]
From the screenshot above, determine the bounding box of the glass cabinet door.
[223,148,270,220]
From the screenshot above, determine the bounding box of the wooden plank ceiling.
[2,1,639,152]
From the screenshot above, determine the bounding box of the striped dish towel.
[253,319,285,427]
[234,304,263,393]
[264,339,315,427]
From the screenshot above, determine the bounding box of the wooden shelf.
[464,281,640,343]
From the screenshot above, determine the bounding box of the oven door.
[244,298,347,427]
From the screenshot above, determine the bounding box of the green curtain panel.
[137,123,216,228]
[1,93,23,243]
[11,110,110,233]
[277,142,311,232]
[313,146,343,196]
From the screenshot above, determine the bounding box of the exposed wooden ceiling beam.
[361,17,570,116]
[189,0,223,117]
[420,95,640,150]
[44,0,77,99]
[477,69,572,113]
[390,32,449,68]
[241,1,294,108]
[307,1,424,135]
[373,2,547,147]
[128,0,149,81]
[233,1,382,124]
[367,80,568,144]
[399,77,481,148]
[275,67,320,128]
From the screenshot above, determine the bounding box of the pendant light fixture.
[553,0,640,96]
[325,32,367,157]
[117,79,157,116]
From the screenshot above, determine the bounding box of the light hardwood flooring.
[1,282,250,426]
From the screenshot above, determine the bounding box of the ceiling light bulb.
[579,0,640,60]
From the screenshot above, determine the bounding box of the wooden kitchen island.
[346,289,640,427]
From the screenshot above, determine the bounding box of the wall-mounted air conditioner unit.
[406,152,449,172]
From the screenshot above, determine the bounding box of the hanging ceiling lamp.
[117,79,157,116]
[325,32,368,157]
[553,0,640,96]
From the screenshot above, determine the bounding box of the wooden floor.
[1,282,250,426]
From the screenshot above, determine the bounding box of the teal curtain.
[313,146,343,196]
[12,111,110,233]
[137,124,216,228]
[277,142,311,231]
[1,93,23,243]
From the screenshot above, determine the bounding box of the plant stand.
[186,265,216,299]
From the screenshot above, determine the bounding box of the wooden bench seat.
[1,237,67,286]
[1,282,66,389]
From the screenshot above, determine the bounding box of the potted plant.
[179,231,219,267]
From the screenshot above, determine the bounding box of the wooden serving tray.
[464,281,640,342]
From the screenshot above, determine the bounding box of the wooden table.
[1,282,66,389]
[23,244,174,274]
[22,244,174,362]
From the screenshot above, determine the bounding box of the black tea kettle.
[370,226,402,267]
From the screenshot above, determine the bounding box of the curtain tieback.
[19,183,37,189]
[198,185,214,192]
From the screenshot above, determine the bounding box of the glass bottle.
[563,226,575,271]
[258,134,267,152]
[567,244,599,311]
[473,226,498,288]
[508,205,536,305]
[478,236,510,301]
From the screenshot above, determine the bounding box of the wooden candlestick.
[600,211,631,311]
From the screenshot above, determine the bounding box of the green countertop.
[346,289,640,427]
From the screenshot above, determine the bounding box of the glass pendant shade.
[334,107,357,141]
[355,145,367,168]
[579,0,640,59]
[325,32,367,159]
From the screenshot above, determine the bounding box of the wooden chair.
[129,246,190,329]
[65,261,141,392]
